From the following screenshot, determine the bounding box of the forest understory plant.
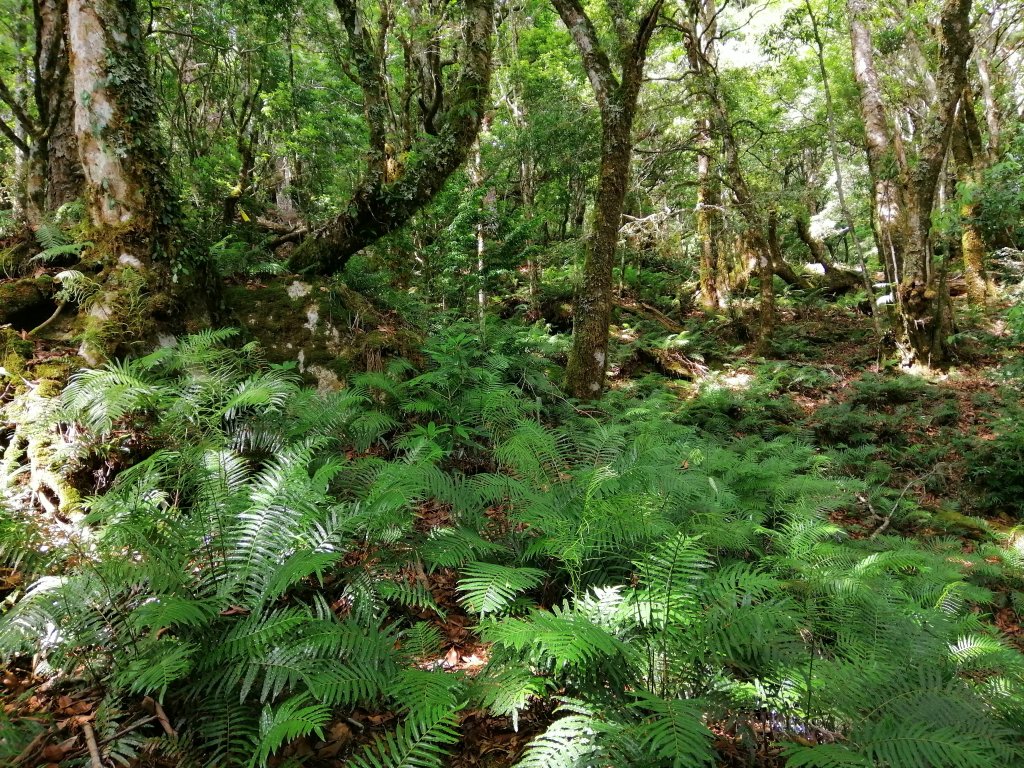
[1,327,1022,767]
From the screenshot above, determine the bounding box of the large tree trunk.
[288,0,494,275]
[67,0,178,361]
[847,0,973,367]
[695,136,724,312]
[6,0,84,227]
[702,70,776,346]
[950,88,991,304]
[688,0,723,312]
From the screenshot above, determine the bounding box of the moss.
[0,276,55,325]
[34,356,83,398]
[224,278,423,387]
[0,328,33,380]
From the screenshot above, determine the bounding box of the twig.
[58,717,158,764]
[11,730,47,766]
[153,700,177,737]
[82,722,103,768]
[27,300,66,337]
[868,465,943,539]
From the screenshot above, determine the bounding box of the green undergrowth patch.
[1,325,1023,767]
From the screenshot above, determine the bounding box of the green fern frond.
[625,691,715,767]
[457,561,544,615]
[347,705,460,768]
[513,713,600,768]
[250,694,330,768]
[116,639,196,701]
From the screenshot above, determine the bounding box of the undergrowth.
[1,325,1023,767]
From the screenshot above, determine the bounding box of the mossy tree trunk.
[685,0,724,312]
[288,0,495,276]
[554,0,664,399]
[0,0,84,228]
[950,87,992,305]
[847,0,973,367]
[67,0,178,361]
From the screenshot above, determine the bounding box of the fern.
[348,706,461,768]
[457,561,545,615]
[623,692,715,767]
[251,694,330,768]
[513,711,601,768]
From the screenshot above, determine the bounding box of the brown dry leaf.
[444,647,460,668]
[68,700,92,715]
[317,721,353,759]
[41,744,66,761]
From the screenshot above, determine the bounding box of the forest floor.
[2,295,1022,767]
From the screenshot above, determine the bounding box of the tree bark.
[950,88,990,304]
[847,0,973,367]
[554,0,664,399]
[288,0,495,275]
[794,214,828,268]
[686,0,723,312]
[5,0,84,227]
[67,0,178,361]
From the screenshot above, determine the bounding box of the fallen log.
[613,296,684,333]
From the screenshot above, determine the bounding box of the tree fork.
[288,0,496,276]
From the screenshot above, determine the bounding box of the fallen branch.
[266,228,308,250]
[82,722,103,768]
[613,297,684,333]
[143,696,177,737]
[12,730,47,766]
[867,465,944,539]
[27,300,66,337]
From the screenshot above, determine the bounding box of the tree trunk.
[695,128,723,311]
[8,0,84,227]
[847,0,973,367]
[554,0,663,399]
[794,214,833,272]
[950,89,990,304]
[565,116,632,397]
[687,0,723,312]
[288,0,494,275]
[67,0,178,361]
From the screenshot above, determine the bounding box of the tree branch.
[0,113,30,154]
[0,76,39,138]
[550,0,620,113]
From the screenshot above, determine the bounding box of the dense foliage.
[2,328,1023,766]
[3,0,1024,765]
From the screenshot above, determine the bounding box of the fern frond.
[347,705,460,768]
[457,561,544,615]
[251,694,330,768]
[625,692,715,767]
[513,713,600,768]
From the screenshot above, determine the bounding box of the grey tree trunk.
[67,0,179,361]
[847,0,973,367]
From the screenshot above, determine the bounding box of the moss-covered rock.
[0,275,56,329]
[1,328,34,379]
[224,278,421,389]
